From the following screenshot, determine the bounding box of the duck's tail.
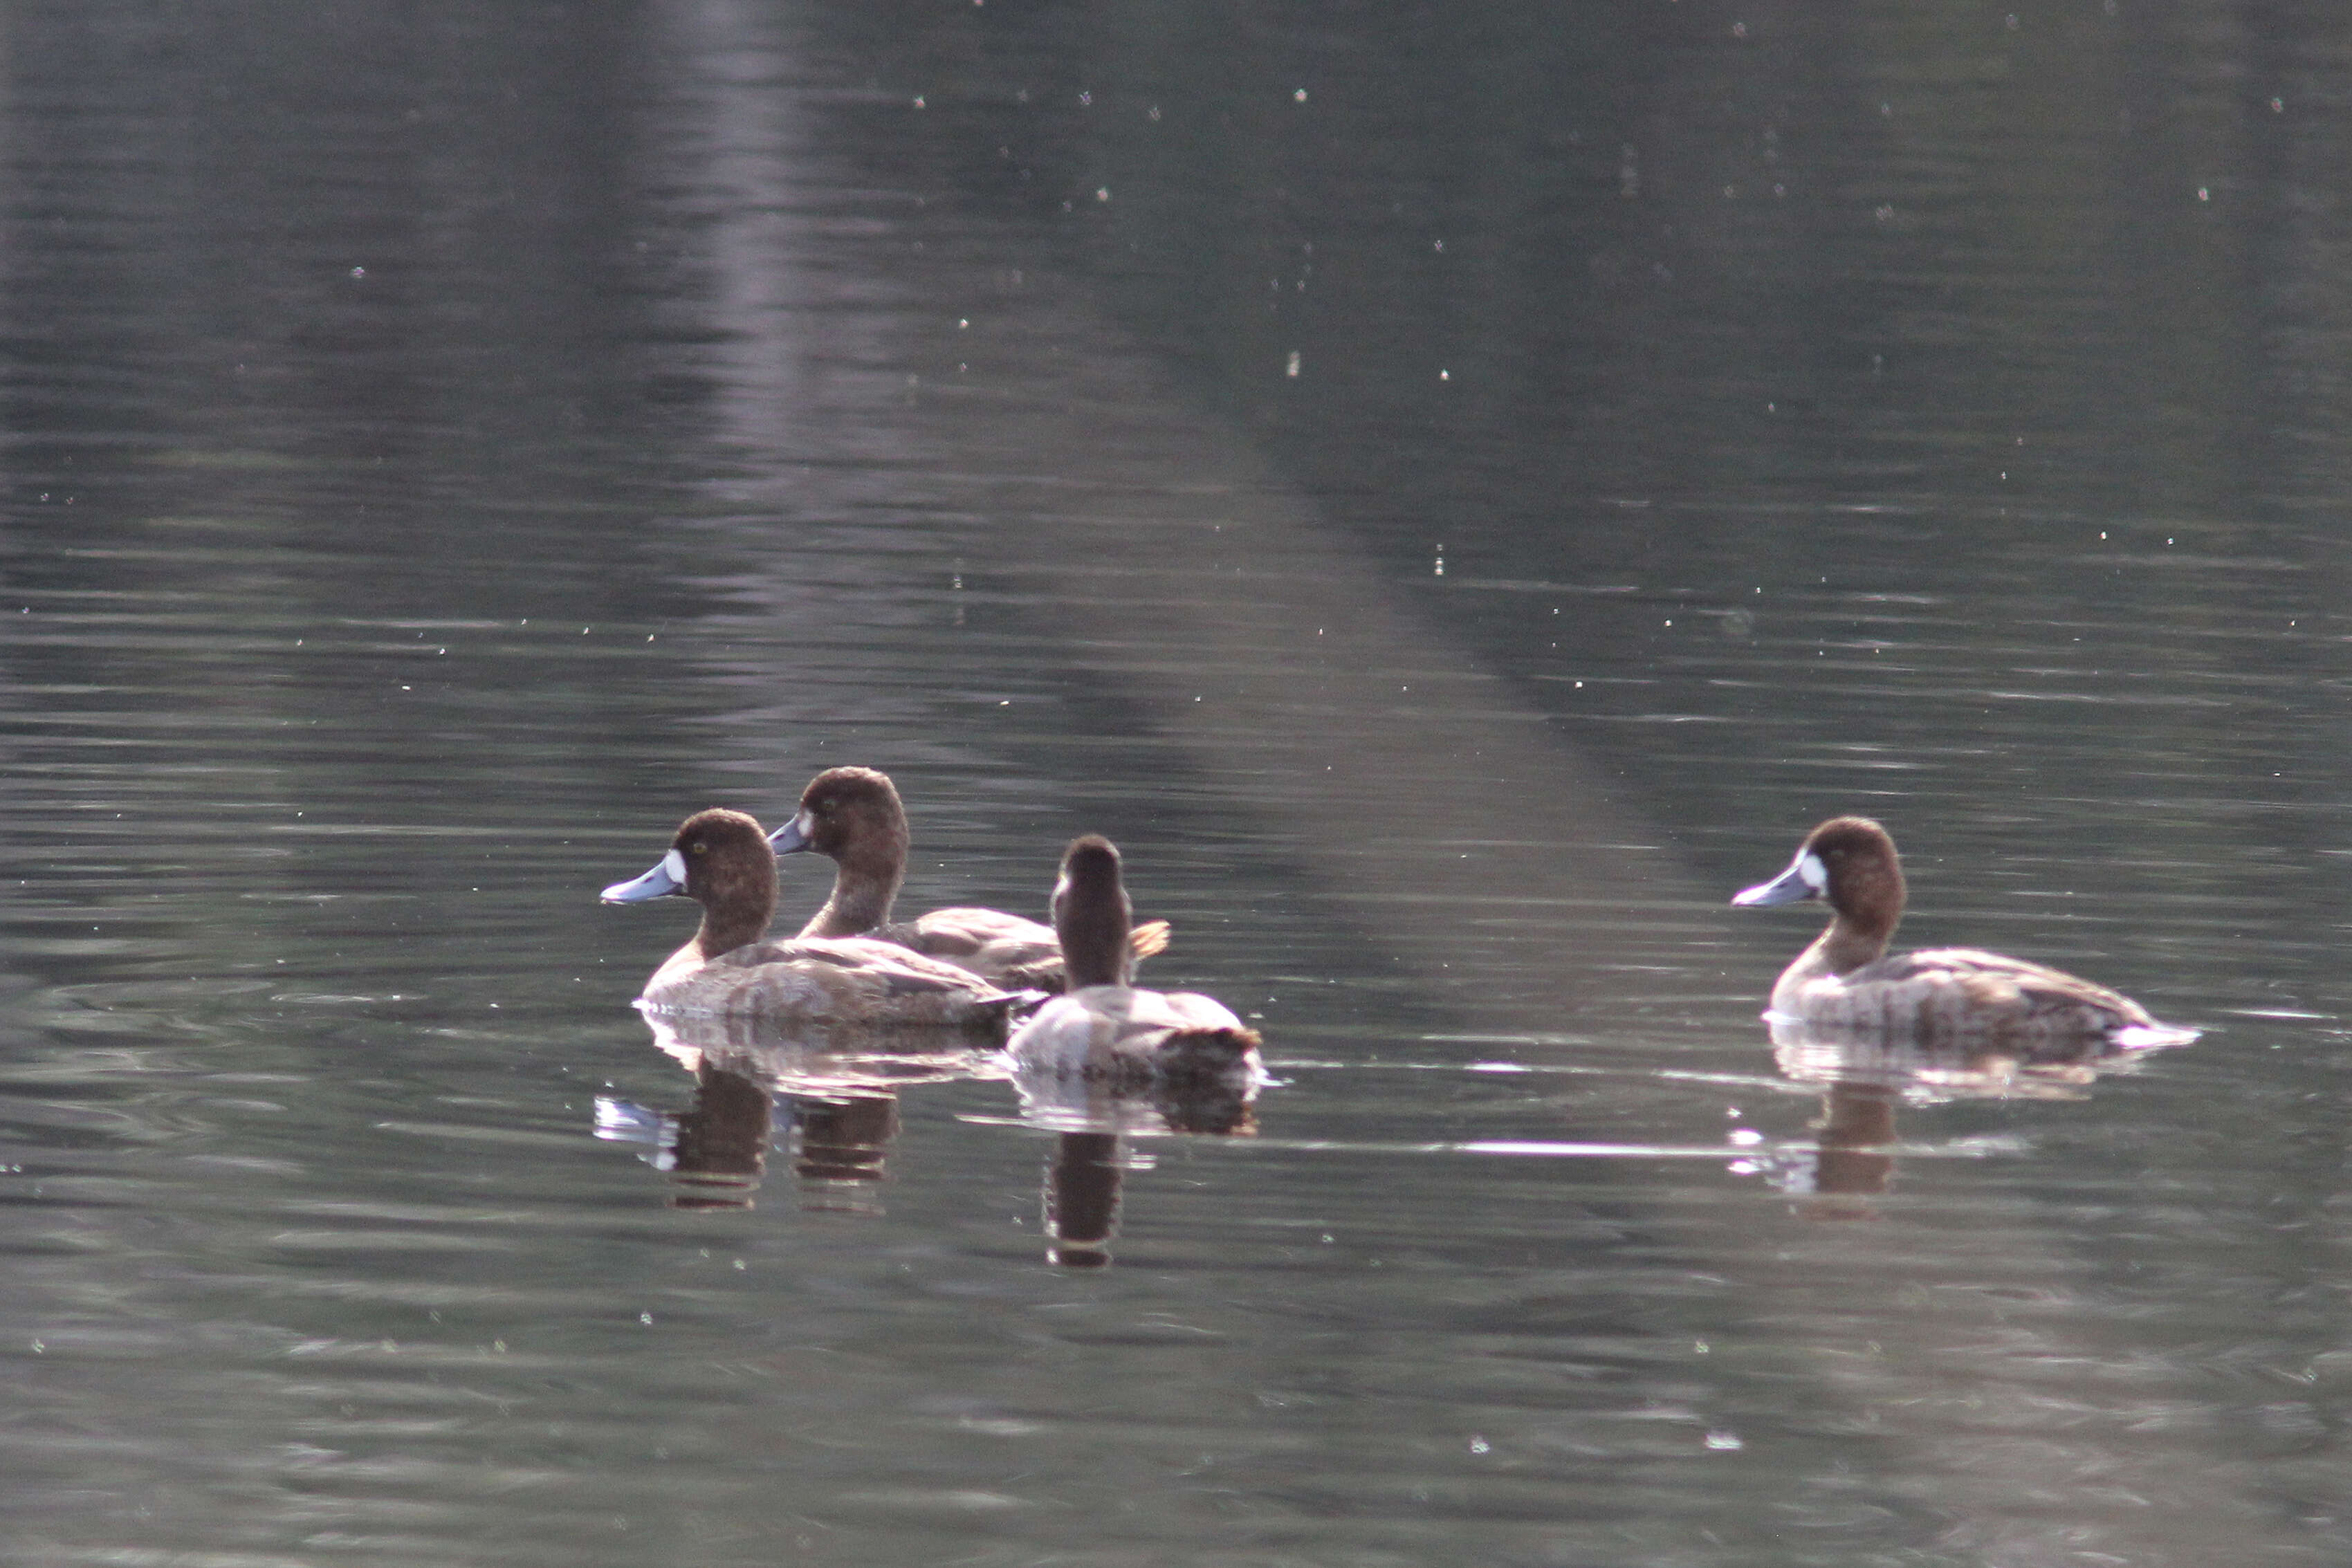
[1128,919,1173,963]
[2111,1020,2201,1051]
[1150,1024,1264,1087]
[975,988,1055,1037]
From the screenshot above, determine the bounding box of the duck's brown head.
[1731,815,1907,941]
[771,768,910,877]
[603,807,778,958]
[769,767,912,937]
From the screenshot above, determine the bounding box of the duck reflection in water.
[663,1064,771,1211]
[1756,1019,2183,1221]
[1043,1132,1122,1269]
[597,1011,990,1212]
[599,1064,904,1213]
[1025,1086,1260,1268]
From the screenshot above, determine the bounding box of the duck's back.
[883,909,1173,992]
[1009,984,1261,1088]
[1784,945,2160,1047]
[645,936,1019,1029]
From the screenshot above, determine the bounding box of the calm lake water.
[4,3,2351,1565]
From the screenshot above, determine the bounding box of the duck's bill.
[602,848,687,903]
[1731,851,1821,908]
[766,810,814,855]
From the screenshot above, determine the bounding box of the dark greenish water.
[3,3,2350,1564]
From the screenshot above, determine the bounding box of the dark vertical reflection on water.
[0,1,2347,1565]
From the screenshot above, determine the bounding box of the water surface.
[3,3,2350,1565]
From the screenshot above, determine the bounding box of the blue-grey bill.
[767,813,812,855]
[1731,860,1816,908]
[602,856,684,904]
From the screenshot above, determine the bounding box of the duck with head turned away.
[1005,835,1263,1091]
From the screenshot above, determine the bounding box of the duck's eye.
[690,841,708,856]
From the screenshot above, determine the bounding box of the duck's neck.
[1058,885,1134,989]
[651,894,772,993]
[1807,911,1893,979]
[696,895,774,960]
[797,856,903,939]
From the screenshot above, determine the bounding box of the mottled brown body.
[643,934,1027,1029]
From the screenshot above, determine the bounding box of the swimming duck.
[1731,816,2197,1049]
[1005,835,1264,1090]
[601,807,1026,1030]
[769,766,1170,990]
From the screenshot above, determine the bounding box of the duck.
[601,807,1027,1031]
[768,766,1170,990]
[1004,835,1264,1090]
[1731,815,2197,1050]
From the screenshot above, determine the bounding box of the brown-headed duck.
[601,807,1025,1031]
[1004,835,1264,1090]
[1731,816,2198,1049]
[769,766,1170,990]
